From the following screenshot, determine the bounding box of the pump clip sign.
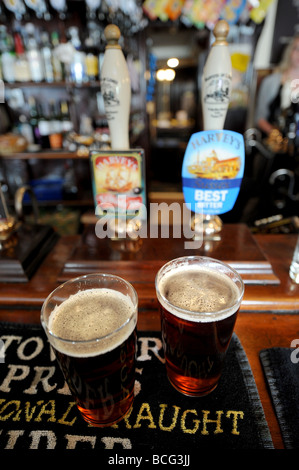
[90,149,146,220]
[182,130,244,215]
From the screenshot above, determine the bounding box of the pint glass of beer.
[155,256,244,396]
[41,273,138,427]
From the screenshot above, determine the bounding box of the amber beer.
[41,273,138,427]
[155,256,244,396]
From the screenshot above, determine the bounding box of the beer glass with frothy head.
[155,256,244,397]
[41,273,138,427]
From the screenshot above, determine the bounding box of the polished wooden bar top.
[0,223,298,449]
[0,223,298,312]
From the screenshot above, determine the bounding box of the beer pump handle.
[101,24,131,150]
[201,20,232,131]
[186,20,233,237]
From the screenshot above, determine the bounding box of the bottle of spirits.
[85,35,99,81]
[28,96,42,148]
[49,100,63,149]
[60,100,73,134]
[51,31,63,81]
[41,31,54,83]
[68,26,87,84]
[24,23,44,83]
[0,26,15,83]
[37,102,51,148]
[13,31,31,82]
[18,113,35,146]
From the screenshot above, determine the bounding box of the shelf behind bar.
[0,150,88,160]
[4,80,101,89]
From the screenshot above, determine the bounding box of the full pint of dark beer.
[155,256,244,396]
[41,273,138,427]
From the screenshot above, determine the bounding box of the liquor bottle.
[68,26,87,84]
[18,113,35,145]
[60,100,73,134]
[28,96,42,148]
[0,26,15,83]
[37,102,51,148]
[41,31,54,83]
[49,100,63,149]
[101,24,131,149]
[24,23,44,82]
[51,31,63,81]
[85,35,99,81]
[13,31,31,82]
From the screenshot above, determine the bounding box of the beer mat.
[0,322,273,452]
[260,348,299,449]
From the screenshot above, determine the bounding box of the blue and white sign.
[182,130,244,215]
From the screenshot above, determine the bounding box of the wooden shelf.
[4,80,101,89]
[0,150,88,160]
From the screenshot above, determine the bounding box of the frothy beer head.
[156,257,244,323]
[46,288,136,358]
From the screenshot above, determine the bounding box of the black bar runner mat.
[260,347,299,449]
[0,322,273,451]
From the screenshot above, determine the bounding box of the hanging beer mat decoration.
[0,322,273,451]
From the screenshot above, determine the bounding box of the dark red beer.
[156,256,244,396]
[41,274,138,427]
[54,328,136,426]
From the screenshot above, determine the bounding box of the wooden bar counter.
[0,223,298,449]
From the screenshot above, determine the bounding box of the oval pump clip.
[182,20,245,237]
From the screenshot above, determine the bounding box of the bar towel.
[0,322,273,451]
[260,347,299,449]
